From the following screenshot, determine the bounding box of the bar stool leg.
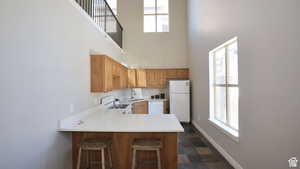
[107,146,113,168]
[101,148,105,169]
[132,149,136,169]
[86,150,90,169]
[76,148,82,169]
[156,149,161,169]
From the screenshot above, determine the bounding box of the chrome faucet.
[131,88,136,99]
[112,98,119,108]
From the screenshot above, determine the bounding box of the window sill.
[208,119,239,142]
[144,32,170,34]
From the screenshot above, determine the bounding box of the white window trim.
[209,118,239,142]
[143,0,170,33]
[209,37,239,142]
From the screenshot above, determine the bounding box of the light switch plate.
[70,104,74,113]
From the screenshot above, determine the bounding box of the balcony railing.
[75,0,123,48]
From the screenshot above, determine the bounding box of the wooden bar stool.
[131,138,162,169]
[76,138,113,169]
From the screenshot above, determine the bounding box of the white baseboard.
[192,121,243,169]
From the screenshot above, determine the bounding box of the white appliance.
[169,80,190,122]
[148,101,164,115]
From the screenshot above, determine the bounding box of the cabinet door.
[124,67,128,88]
[120,66,128,89]
[158,69,167,88]
[120,66,124,88]
[146,69,155,88]
[176,69,189,79]
[127,69,136,88]
[136,69,147,88]
[132,101,148,114]
[166,69,178,79]
[112,61,121,77]
[146,69,166,88]
[163,100,169,114]
[104,57,113,91]
[91,55,105,92]
[166,69,189,79]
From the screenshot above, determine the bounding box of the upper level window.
[105,0,118,33]
[144,0,169,32]
[106,0,117,15]
[209,37,239,139]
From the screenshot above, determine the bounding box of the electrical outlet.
[94,98,98,105]
[289,157,298,168]
[69,104,74,113]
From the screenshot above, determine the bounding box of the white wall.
[187,0,300,169]
[118,0,188,68]
[0,0,129,169]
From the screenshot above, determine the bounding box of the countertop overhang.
[58,106,184,133]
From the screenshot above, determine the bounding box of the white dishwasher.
[148,101,164,115]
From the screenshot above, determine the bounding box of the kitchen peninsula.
[59,106,184,169]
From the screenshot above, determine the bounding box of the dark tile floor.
[178,123,234,169]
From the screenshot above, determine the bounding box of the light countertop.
[58,106,184,133]
[146,98,168,102]
[122,98,167,104]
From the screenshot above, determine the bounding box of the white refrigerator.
[169,80,190,122]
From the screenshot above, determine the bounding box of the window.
[106,0,117,15]
[209,37,239,138]
[105,0,117,33]
[144,0,169,32]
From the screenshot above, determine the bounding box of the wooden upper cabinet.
[166,69,178,79]
[132,101,148,114]
[104,57,113,91]
[159,70,167,88]
[91,54,128,92]
[146,68,189,89]
[111,61,118,76]
[135,69,147,88]
[127,69,136,88]
[91,54,112,92]
[120,65,128,89]
[176,69,189,79]
[146,69,155,88]
[146,69,166,88]
[166,68,189,80]
[91,55,104,92]
[91,55,189,92]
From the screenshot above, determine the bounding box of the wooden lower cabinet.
[132,101,148,114]
[164,100,169,114]
[72,132,178,169]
